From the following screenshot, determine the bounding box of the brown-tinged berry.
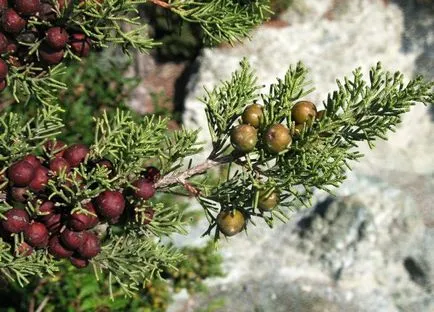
[45,27,68,50]
[1,208,30,233]
[264,124,292,154]
[230,124,258,153]
[60,228,84,250]
[39,44,64,65]
[216,210,245,237]
[29,166,49,192]
[258,190,279,211]
[63,144,89,167]
[242,104,263,128]
[291,101,317,125]
[9,186,29,202]
[38,2,56,21]
[70,255,89,268]
[132,178,155,200]
[48,235,73,258]
[2,9,26,34]
[95,190,125,219]
[14,0,41,16]
[0,59,8,79]
[7,160,35,186]
[69,33,91,57]
[24,222,49,248]
[49,157,70,175]
[77,232,100,258]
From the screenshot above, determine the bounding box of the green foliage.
[0,241,223,311]
[196,59,433,235]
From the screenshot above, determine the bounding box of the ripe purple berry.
[1,208,30,233]
[132,178,155,200]
[2,9,26,34]
[69,33,91,57]
[7,160,35,186]
[9,186,29,202]
[14,0,41,16]
[0,59,8,79]
[22,154,41,168]
[29,166,49,192]
[24,222,49,248]
[95,190,125,219]
[45,27,68,50]
[39,45,64,65]
[60,228,84,250]
[48,235,73,258]
[63,144,89,167]
[49,157,70,174]
[77,232,100,258]
[44,213,62,233]
[69,202,98,231]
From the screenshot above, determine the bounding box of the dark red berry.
[9,186,29,202]
[0,33,7,54]
[0,208,30,233]
[0,79,6,92]
[77,232,100,258]
[69,33,91,57]
[14,0,41,16]
[39,45,64,65]
[24,222,49,248]
[37,201,56,221]
[44,213,62,233]
[144,166,161,183]
[45,27,68,50]
[0,59,8,80]
[29,166,49,192]
[63,144,89,167]
[48,235,73,258]
[15,241,33,257]
[69,202,98,231]
[0,0,8,10]
[7,160,35,186]
[44,139,66,157]
[60,228,84,250]
[22,155,41,168]
[49,157,70,175]
[70,255,89,268]
[2,9,26,34]
[95,190,125,219]
[132,179,155,200]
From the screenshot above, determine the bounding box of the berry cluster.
[0,140,160,268]
[221,101,323,237]
[230,100,323,155]
[0,0,93,92]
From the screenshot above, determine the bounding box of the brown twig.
[148,0,172,9]
[154,155,234,189]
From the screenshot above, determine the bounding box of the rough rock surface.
[172,0,434,311]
